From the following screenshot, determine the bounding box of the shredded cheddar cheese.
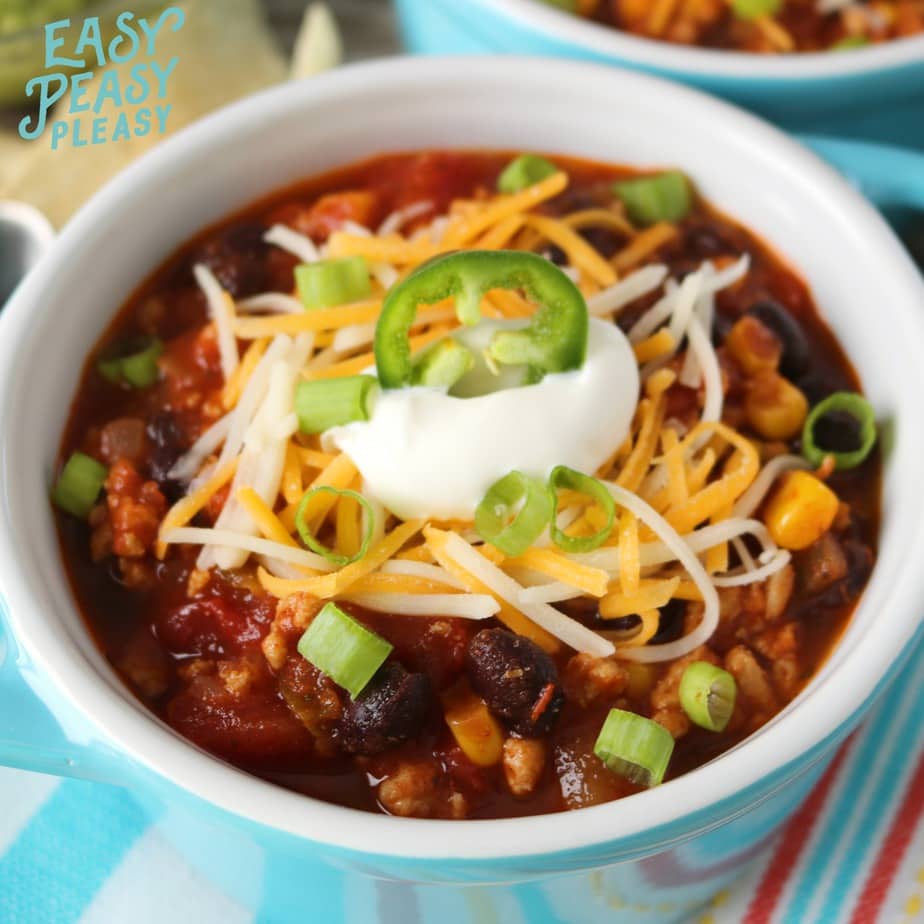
[156,457,239,559]
[442,172,569,247]
[258,519,425,599]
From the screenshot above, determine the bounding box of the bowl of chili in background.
[1,57,924,920]
[395,0,924,150]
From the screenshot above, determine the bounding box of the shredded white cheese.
[713,550,792,587]
[168,413,232,483]
[342,592,498,620]
[378,201,433,237]
[193,264,239,382]
[588,264,669,317]
[264,224,320,264]
[164,527,334,572]
[237,293,306,315]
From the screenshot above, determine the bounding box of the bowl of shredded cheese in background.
[395,0,924,150]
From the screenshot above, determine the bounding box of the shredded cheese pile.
[156,169,801,664]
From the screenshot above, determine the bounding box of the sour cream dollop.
[325,318,639,520]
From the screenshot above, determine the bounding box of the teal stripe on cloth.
[0,779,152,924]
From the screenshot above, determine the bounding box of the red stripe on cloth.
[743,741,853,924]
[848,749,924,924]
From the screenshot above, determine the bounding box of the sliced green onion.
[801,391,877,470]
[52,452,108,518]
[731,0,781,19]
[97,337,163,388]
[537,0,578,10]
[410,337,475,388]
[548,465,616,553]
[295,375,378,434]
[594,709,674,788]
[297,601,392,698]
[497,154,559,195]
[831,35,870,51]
[295,256,372,309]
[474,470,554,557]
[679,662,737,732]
[295,486,375,566]
[614,171,692,227]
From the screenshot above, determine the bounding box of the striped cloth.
[1,633,923,924]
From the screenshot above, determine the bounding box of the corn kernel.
[764,471,839,550]
[726,316,781,375]
[745,371,808,440]
[443,685,504,767]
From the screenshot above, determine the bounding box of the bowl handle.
[0,596,129,783]
[801,135,924,214]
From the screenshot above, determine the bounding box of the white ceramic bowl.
[1,57,923,879]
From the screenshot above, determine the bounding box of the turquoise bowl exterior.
[1,136,923,922]
[395,0,924,150]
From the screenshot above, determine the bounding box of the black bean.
[795,371,836,408]
[579,226,622,259]
[466,628,564,736]
[650,599,685,646]
[605,614,641,633]
[195,221,270,298]
[339,662,432,756]
[811,409,863,454]
[146,411,184,501]
[746,300,810,380]
[546,245,567,266]
[843,539,874,596]
[685,224,733,259]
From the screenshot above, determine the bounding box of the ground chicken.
[502,738,546,798]
[377,762,467,819]
[563,653,628,708]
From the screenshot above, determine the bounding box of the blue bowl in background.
[395,0,924,149]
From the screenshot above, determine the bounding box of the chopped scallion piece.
[594,709,674,787]
[497,154,559,195]
[297,602,392,698]
[537,0,578,10]
[614,171,692,227]
[295,486,375,566]
[295,256,372,309]
[97,337,163,388]
[731,0,782,19]
[295,375,378,434]
[679,662,737,732]
[801,391,877,470]
[831,35,870,51]
[548,465,616,553]
[474,470,554,557]
[410,337,475,388]
[52,452,108,518]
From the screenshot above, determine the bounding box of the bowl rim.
[2,55,924,863]
[476,0,924,80]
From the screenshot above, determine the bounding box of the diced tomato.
[157,592,273,658]
[167,670,314,767]
[278,190,383,242]
[387,152,486,215]
[359,611,474,690]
